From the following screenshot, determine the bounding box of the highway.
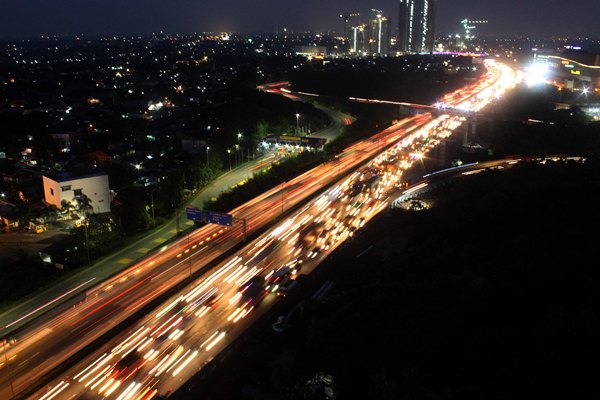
[1,112,428,400]
[1,76,354,338]
[0,152,280,332]
[30,57,516,400]
[26,59,517,400]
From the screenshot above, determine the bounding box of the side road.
[0,94,351,336]
[0,155,271,334]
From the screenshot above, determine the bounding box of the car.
[265,266,292,286]
[239,276,268,306]
[277,280,297,298]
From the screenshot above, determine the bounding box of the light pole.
[295,113,300,136]
[237,132,243,163]
[582,87,591,106]
[227,149,232,170]
[82,218,91,266]
[206,146,210,165]
[150,188,156,228]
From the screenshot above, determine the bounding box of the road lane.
[29,60,517,400]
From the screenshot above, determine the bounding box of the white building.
[43,172,111,214]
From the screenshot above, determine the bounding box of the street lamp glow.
[526,62,549,86]
[582,87,589,95]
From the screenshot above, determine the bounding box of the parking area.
[0,221,71,260]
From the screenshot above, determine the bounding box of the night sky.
[1,0,599,39]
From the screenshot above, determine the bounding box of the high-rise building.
[398,0,435,53]
[347,12,391,57]
[369,12,391,55]
[349,24,369,56]
[340,12,360,42]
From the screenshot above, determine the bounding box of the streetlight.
[206,146,210,165]
[582,86,591,106]
[237,132,243,163]
[81,217,91,266]
[150,188,156,228]
[295,113,300,135]
[227,149,232,170]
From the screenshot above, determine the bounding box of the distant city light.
[526,63,549,86]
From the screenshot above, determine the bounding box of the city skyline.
[0,0,599,39]
[398,0,435,53]
[1,0,599,398]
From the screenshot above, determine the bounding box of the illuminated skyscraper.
[398,0,435,53]
[369,10,391,55]
[349,24,369,56]
[348,14,391,56]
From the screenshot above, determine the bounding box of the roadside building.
[536,49,600,91]
[42,171,111,214]
[295,46,327,59]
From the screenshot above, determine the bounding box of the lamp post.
[237,132,243,163]
[206,146,210,165]
[295,113,300,135]
[227,149,232,170]
[83,218,91,266]
[582,87,591,106]
[150,188,156,228]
